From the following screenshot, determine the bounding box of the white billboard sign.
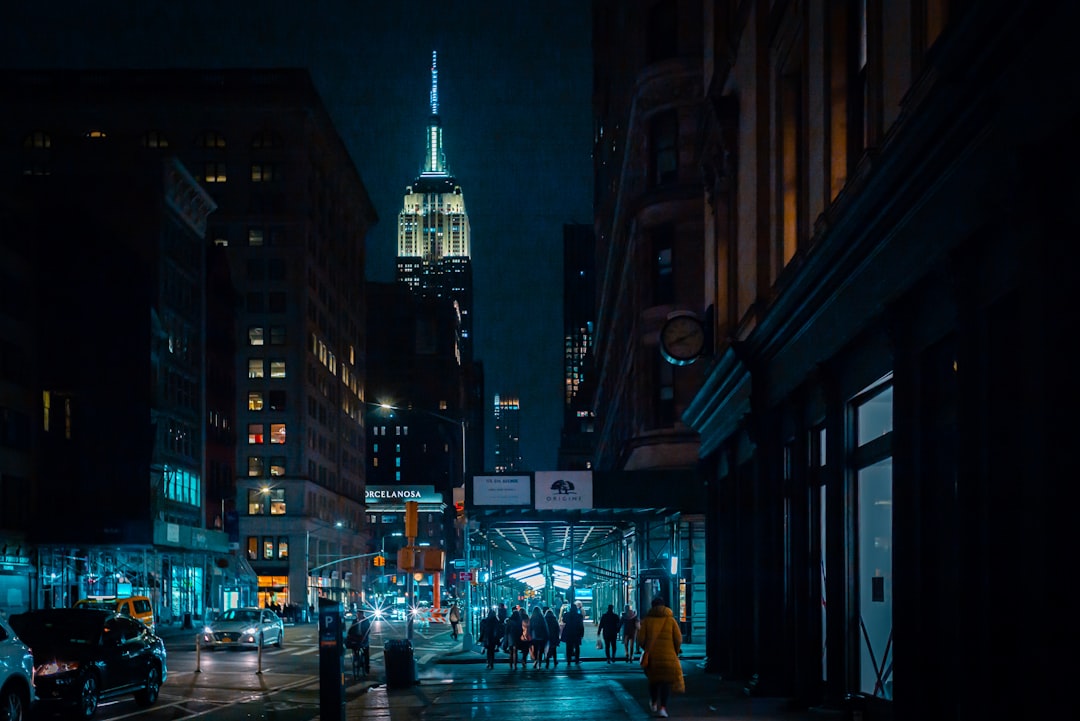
[473,475,531,506]
[534,471,593,510]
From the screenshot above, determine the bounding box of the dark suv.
[9,608,166,719]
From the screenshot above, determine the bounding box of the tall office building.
[492,394,522,473]
[1,69,376,620]
[557,223,596,470]
[396,51,473,361]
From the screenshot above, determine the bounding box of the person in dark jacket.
[543,607,561,668]
[620,605,640,661]
[497,602,509,651]
[479,609,504,669]
[560,602,585,665]
[527,606,548,668]
[505,608,526,670]
[597,603,621,662]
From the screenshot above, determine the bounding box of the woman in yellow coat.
[635,596,683,718]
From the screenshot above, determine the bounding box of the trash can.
[383,639,415,688]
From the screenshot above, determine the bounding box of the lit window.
[23,131,51,148]
[246,537,258,560]
[277,537,289,558]
[270,457,285,477]
[248,392,264,411]
[248,228,264,247]
[270,361,286,378]
[248,359,265,379]
[197,130,227,148]
[248,424,265,444]
[202,161,227,183]
[251,163,279,182]
[269,489,286,515]
[85,129,107,139]
[247,457,265,478]
[141,130,169,148]
[270,423,286,444]
[263,537,274,559]
[249,327,265,346]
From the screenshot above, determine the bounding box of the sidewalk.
[438,622,845,721]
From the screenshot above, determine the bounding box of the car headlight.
[37,659,80,676]
[242,627,258,636]
[203,626,214,635]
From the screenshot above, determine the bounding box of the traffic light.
[373,554,385,567]
[404,500,418,538]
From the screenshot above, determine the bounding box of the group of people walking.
[478,600,588,669]
[476,597,683,718]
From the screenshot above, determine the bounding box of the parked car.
[9,608,166,719]
[199,607,284,650]
[0,616,34,721]
[73,596,155,631]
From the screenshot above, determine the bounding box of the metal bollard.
[256,632,263,674]
[195,633,201,673]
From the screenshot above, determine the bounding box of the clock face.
[660,314,705,365]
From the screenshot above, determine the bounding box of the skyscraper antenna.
[430,50,439,116]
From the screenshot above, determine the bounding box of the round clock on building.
[659,312,706,366]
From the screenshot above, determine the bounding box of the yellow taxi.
[74,595,155,631]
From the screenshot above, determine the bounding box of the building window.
[246,292,263,312]
[262,537,274,560]
[268,390,286,411]
[248,424,265,444]
[247,536,258,560]
[248,457,265,477]
[251,129,282,148]
[201,161,227,183]
[269,488,286,515]
[270,457,286,477]
[141,130,169,148]
[249,327,265,346]
[247,259,265,281]
[270,361,286,379]
[251,163,279,182]
[248,228,265,247]
[248,392,264,411]
[649,109,678,187]
[270,423,286,444]
[248,359,265,379]
[248,487,267,514]
[268,259,286,281]
[277,537,289,559]
[197,130,227,148]
[23,131,51,149]
[268,292,287,313]
[778,31,807,268]
[270,326,287,345]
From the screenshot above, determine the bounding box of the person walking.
[560,601,585,665]
[505,608,525,670]
[527,606,548,668]
[345,609,372,678]
[543,606,561,668]
[597,603,621,663]
[620,604,640,662]
[479,609,503,669]
[636,596,684,718]
[497,602,509,651]
[448,603,462,640]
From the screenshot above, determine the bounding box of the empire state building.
[397,51,473,360]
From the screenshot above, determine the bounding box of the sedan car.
[0,616,34,721]
[9,608,166,719]
[199,607,284,650]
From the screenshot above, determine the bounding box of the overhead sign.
[472,475,531,506]
[534,471,593,510]
[365,485,442,506]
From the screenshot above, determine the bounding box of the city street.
[57,618,712,721]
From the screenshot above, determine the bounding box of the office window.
[251,163,279,182]
[201,162,227,183]
[248,392,264,411]
[270,457,286,477]
[141,130,169,148]
[277,537,289,559]
[248,488,266,514]
[251,129,282,148]
[249,327,265,346]
[270,423,286,444]
[248,456,265,477]
[246,293,263,312]
[246,536,258,560]
[268,292,287,313]
[248,228,264,247]
[269,488,286,515]
[270,361,286,378]
[196,130,227,148]
[270,326,286,345]
[263,537,274,560]
[248,359,265,379]
[268,390,286,411]
[248,424,265,444]
[23,130,51,148]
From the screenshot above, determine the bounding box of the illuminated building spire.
[422,50,448,176]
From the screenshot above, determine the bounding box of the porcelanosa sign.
[364,485,441,505]
[534,471,593,510]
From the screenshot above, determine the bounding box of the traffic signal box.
[373,554,385,567]
[404,501,418,538]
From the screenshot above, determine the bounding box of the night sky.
[1,1,594,472]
